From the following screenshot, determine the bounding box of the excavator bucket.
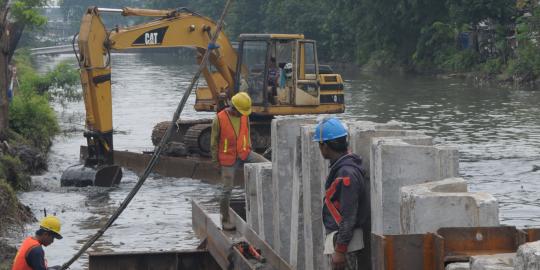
[60,164,122,187]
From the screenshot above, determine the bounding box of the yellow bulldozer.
[60,6,345,187]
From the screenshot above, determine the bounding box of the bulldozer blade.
[61,164,123,187]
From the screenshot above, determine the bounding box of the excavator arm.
[62,7,238,187]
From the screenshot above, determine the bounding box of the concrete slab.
[515,240,540,270]
[400,178,499,234]
[301,124,329,270]
[345,120,428,175]
[446,262,471,270]
[470,253,514,270]
[244,163,259,233]
[247,162,274,246]
[271,117,316,262]
[371,138,459,234]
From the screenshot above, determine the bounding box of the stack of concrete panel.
[301,120,427,270]
[244,162,273,245]
[371,138,459,234]
[271,117,315,265]
[515,240,540,270]
[400,178,499,234]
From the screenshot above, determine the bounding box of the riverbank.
[0,51,78,269]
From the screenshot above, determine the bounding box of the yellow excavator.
[60,6,345,187]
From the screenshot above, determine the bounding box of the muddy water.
[7,53,540,268]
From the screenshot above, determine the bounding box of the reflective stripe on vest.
[12,237,45,270]
[325,177,350,224]
[217,110,251,166]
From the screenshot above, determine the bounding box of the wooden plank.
[191,200,259,270]
[229,208,293,270]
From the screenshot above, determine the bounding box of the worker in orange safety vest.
[12,216,63,270]
[210,92,269,230]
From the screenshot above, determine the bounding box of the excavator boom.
[61,6,345,187]
[61,7,238,187]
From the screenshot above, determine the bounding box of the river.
[6,52,540,268]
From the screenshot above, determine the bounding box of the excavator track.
[184,124,212,157]
[152,119,271,158]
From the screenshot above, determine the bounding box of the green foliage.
[479,58,504,76]
[0,156,30,191]
[8,92,59,150]
[440,50,480,72]
[15,50,80,103]
[10,0,48,28]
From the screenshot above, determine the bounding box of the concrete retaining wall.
[371,138,459,234]
[243,117,506,270]
[400,178,499,234]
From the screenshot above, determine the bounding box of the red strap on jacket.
[325,177,350,224]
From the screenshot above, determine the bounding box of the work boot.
[220,198,236,231]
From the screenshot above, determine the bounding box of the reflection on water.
[7,53,540,267]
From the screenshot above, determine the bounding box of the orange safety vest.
[217,110,251,166]
[324,177,351,224]
[12,237,46,270]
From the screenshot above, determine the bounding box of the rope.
[60,1,233,268]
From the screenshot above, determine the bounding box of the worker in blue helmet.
[313,117,370,270]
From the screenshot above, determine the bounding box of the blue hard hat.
[312,117,348,142]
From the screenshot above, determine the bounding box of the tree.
[0,0,46,137]
[447,0,515,52]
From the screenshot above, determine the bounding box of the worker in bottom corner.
[313,117,371,270]
[211,92,269,231]
[12,216,63,270]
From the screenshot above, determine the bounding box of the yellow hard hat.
[231,92,252,116]
[40,216,62,239]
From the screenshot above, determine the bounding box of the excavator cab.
[235,34,321,110]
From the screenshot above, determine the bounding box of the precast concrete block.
[371,138,459,234]
[271,117,316,262]
[447,263,471,270]
[400,178,499,234]
[301,124,329,270]
[514,240,540,270]
[346,125,431,176]
[244,163,259,233]
[470,253,515,270]
[251,162,274,246]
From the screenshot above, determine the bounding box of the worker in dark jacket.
[313,117,370,270]
[12,216,63,270]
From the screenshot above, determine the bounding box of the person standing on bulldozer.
[211,92,269,230]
